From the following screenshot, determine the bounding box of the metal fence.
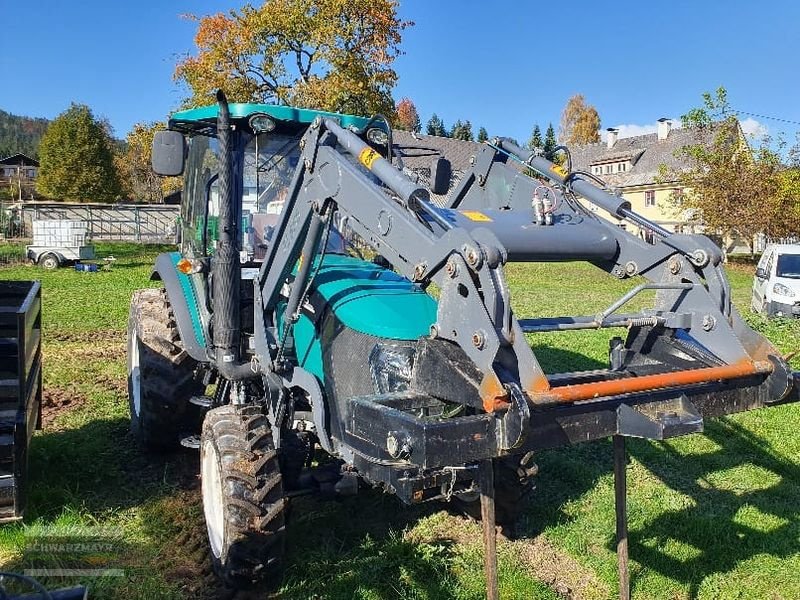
[6,203,180,243]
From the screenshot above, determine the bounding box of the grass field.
[0,241,798,599]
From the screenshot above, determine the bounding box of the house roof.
[569,125,718,188]
[0,153,39,167]
[392,130,482,204]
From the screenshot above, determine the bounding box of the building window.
[605,164,612,174]
[619,163,626,172]
[645,190,656,207]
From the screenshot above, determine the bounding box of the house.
[0,153,39,181]
[569,119,716,234]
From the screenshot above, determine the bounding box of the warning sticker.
[460,210,493,222]
[551,164,568,178]
[359,147,381,170]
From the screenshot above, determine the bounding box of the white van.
[752,244,800,317]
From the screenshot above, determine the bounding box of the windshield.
[776,253,800,279]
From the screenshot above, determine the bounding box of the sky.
[2,0,799,146]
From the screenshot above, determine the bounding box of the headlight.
[369,344,414,394]
[366,127,389,146]
[773,283,795,297]
[249,113,276,133]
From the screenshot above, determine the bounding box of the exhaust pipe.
[212,90,251,380]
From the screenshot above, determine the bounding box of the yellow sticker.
[460,210,493,222]
[359,147,380,170]
[551,164,568,178]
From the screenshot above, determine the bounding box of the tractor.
[128,91,799,594]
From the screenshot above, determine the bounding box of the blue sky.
[2,1,799,145]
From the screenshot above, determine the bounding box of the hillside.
[0,109,49,159]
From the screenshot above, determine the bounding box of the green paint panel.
[170,103,377,132]
[308,255,437,340]
[168,252,207,346]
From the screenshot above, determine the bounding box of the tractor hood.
[308,255,436,340]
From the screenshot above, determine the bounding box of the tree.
[451,120,474,141]
[117,123,182,203]
[426,114,447,137]
[477,127,488,143]
[395,98,421,132]
[543,123,557,160]
[36,104,122,203]
[668,87,798,254]
[175,0,411,117]
[527,124,543,150]
[559,94,601,145]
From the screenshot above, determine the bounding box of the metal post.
[614,435,630,600]
[479,459,498,600]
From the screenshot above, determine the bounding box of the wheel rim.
[202,439,226,559]
[42,256,57,269]
[129,331,142,417]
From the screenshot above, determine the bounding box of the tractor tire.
[39,253,60,269]
[127,288,203,451]
[201,404,287,588]
[451,453,537,536]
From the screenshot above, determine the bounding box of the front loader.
[128,91,799,594]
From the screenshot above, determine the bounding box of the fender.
[150,252,209,362]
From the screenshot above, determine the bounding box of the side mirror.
[152,131,186,176]
[430,157,452,196]
[755,267,767,279]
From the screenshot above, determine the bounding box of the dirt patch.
[41,386,89,428]
[49,330,125,343]
[511,536,610,600]
[408,513,608,600]
[95,373,127,398]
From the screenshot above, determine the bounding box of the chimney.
[606,128,619,149]
[657,118,672,141]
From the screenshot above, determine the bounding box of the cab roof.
[169,103,376,135]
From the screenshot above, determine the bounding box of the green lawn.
[0,242,798,599]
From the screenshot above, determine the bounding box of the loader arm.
[253,116,797,460]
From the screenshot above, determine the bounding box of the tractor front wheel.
[201,404,287,588]
[127,288,203,451]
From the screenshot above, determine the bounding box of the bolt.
[445,259,459,278]
[413,262,427,281]
[477,174,485,186]
[668,258,682,275]
[472,330,486,350]
[429,324,439,339]
[304,158,313,171]
[692,249,709,267]
[702,314,716,331]
[465,247,480,268]
[625,261,638,276]
[299,139,306,150]
[469,155,476,165]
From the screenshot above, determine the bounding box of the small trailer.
[26,220,95,269]
[0,280,42,522]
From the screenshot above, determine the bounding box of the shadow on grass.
[623,416,800,596]
[26,416,198,520]
[279,492,459,599]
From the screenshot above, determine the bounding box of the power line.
[728,108,800,127]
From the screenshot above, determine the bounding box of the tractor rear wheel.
[127,288,203,451]
[201,404,287,588]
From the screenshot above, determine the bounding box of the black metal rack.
[0,281,42,522]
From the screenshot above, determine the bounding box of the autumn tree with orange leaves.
[394,98,421,132]
[175,0,411,117]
